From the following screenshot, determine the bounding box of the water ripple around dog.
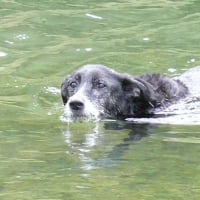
[127,96,200,125]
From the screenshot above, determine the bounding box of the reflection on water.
[62,121,156,169]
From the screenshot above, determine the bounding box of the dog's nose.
[69,100,84,111]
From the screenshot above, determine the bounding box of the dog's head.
[61,64,157,121]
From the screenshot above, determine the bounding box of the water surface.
[1,0,200,199]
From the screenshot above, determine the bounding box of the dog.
[61,64,191,121]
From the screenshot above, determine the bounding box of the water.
[1,0,200,199]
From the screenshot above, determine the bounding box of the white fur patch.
[62,89,103,122]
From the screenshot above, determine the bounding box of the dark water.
[1,1,200,199]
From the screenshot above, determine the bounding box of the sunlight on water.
[85,13,103,20]
[0,51,7,57]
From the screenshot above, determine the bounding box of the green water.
[1,0,200,199]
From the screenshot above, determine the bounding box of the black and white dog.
[61,64,196,121]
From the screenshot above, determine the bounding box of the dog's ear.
[61,75,70,105]
[121,75,158,107]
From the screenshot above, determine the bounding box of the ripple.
[15,34,29,41]
[85,13,103,20]
[85,48,93,52]
[163,137,200,144]
[5,40,14,45]
[0,51,7,57]
[143,37,150,41]
[45,86,60,95]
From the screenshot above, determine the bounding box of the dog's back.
[138,73,188,106]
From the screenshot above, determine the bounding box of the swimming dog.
[61,64,188,120]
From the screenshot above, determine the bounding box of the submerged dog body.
[61,64,188,120]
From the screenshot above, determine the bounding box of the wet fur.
[61,64,188,120]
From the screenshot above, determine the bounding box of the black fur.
[61,64,188,120]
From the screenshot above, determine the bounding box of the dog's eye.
[97,82,106,89]
[69,81,78,88]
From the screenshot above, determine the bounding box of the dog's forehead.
[73,64,119,79]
